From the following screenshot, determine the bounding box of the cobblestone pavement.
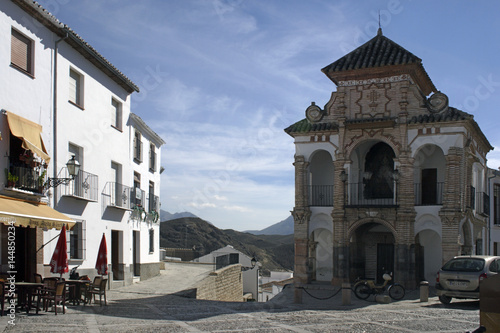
[0,270,481,332]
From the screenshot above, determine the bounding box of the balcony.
[472,189,489,216]
[345,182,397,207]
[414,182,444,206]
[6,165,47,195]
[102,182,133,210]
[146,194,160,223]
[309,185,334,207]
[59,168,98,201]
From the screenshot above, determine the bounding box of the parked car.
[436,255,500,304]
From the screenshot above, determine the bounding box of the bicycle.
[353,273,405,300]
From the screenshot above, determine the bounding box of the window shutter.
[11,30,32,73]
[69,70,78,104]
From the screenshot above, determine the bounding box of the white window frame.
[111,97,122,131]
[67,220,86,261]
[149,142,156,172]
[69,68,84,108]
[133,131,142,163]
[11,28,34,76]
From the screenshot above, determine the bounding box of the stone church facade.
[285,30,493,289]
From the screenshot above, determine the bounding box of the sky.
[38,0,500,231]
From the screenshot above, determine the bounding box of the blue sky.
[39,0,500,231]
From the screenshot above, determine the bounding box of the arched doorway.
[312,228,333,282]
[415,229,442,285]
[350,222,395,284]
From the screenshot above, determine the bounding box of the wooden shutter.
[11,29,32,73]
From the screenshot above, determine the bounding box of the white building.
[0,0,164,287]
[487,168,500,256]
[194,245,259,300]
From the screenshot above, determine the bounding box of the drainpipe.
[53,32,68,207]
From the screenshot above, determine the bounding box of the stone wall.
[195,264,243,302]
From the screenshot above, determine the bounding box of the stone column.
[440,147,464,263]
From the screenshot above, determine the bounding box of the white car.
[435,255,500,304]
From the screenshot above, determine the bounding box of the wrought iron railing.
[102,182,133,209]
[345,182,397,207]
[414,182,444,206]
[148,194,159,212]
[309,185,334,206]
[59,168,98,201]
[8,166,47,194]
[474,191,489,216]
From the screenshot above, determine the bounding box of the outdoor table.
[15,282,44,314]
[66,280,90,305]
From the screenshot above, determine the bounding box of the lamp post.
[46,155,80,188]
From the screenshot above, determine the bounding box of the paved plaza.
[0,266,481,332]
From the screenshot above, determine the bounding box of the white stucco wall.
[0,1,163,283]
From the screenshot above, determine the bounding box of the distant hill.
[160,210,198,222]
[245,215,293,235]
[160,217,293,273]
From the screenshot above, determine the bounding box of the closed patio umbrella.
[95,233,108,276]
[49,224,68,279]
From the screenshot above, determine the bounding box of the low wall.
[195,264,243,302]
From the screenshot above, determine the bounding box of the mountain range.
[159,212,294,273]
[159,210,293,235]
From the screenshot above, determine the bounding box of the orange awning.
[0,195,74,230]
[5,110,50,162]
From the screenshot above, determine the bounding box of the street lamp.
[46,155,80,188]
[242,257,257,271]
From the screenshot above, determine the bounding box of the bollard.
[420,281,429,302]
[294,285,302,304]
[342,283,351,305]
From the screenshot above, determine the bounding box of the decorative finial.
[377,10,382,35]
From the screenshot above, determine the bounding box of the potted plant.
[38,170,46,192]
[7,172,18,187]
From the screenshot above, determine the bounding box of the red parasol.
[95,233,108,275]
[50,224,68,278]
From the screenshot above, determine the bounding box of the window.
[149,229,154,253]
[11,28,33,75]
[111,98,122,131]
[133,131,142,162]
[67,220,86,260]
[149,143,156,172]
[148,181,155,212]
[69,68,84,108]
[494,184,500,225]
[133,172,142,207]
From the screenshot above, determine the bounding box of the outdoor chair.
[87,278,107,306]
[31,273,44,305]
[38,281,66,315]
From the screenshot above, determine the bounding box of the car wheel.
[439,295,452,304]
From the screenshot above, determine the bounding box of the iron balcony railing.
[8,166,47,194]
[148,194,159,213]
[131,187,145,208]
[345,182,397,207]
[59,168,98,201]
[102,182,133,210]
[414,182,444,206]
[475,190,489,216]
[309,185,334,206]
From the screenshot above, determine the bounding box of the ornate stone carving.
[292,208,311,225]
[338,74,412,87]
[305,102,324,122]
[427,92,449,113]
